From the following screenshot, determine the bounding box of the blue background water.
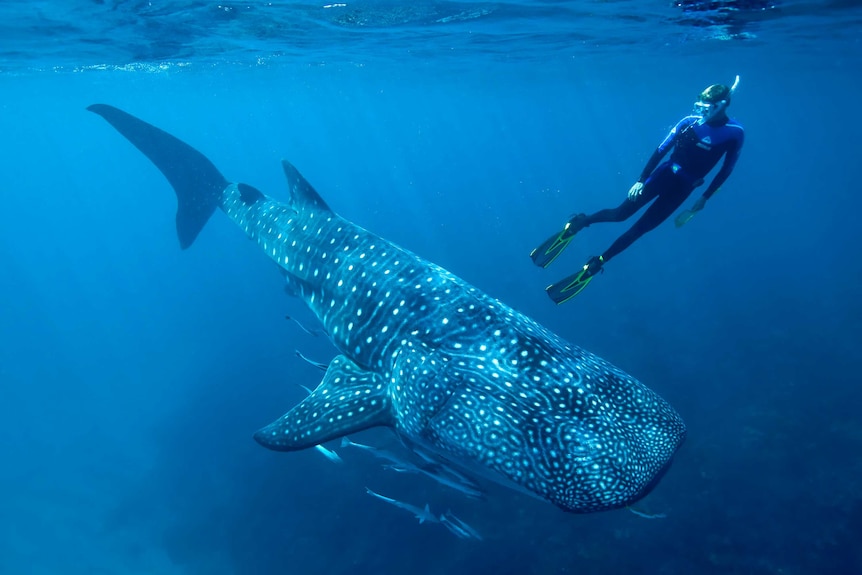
[1,1,861,574]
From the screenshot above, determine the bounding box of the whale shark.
[88,104,686,513]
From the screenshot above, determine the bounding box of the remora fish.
[439,510,483,540]
[295,350,329,372]
[297,385,343,464]
[365,489,482,541]
[365,488,438,525]
[341,437,486,499]
[88,104,686,513]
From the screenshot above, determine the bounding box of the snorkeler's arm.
[700,130,744,203]
[637,148,664,183]
[637,116,695,182]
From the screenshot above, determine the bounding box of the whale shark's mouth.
[629,455,677,506]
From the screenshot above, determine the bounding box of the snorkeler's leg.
[584,191,650,225]
[600,182,691,263]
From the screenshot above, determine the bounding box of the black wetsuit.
[587,114,744,262]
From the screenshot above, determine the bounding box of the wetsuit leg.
[601,174,692,262]
[584,185,657,225]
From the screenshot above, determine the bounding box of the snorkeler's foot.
[582,255,604,277]
[564,213,588,238]
[529,213,588,269]
[545,255,604,304]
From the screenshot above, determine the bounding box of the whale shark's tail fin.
[87,104,228,249]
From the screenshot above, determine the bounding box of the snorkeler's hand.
[627,181,644,201]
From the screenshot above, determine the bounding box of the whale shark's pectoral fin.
[254,355,391,452]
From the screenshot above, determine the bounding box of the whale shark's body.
[89,104,685,513]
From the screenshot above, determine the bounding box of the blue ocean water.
[1,1,861,573]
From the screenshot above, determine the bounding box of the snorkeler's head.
[693,76,739,124]
[698,83,732,106]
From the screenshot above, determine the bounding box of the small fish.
[627,507,667,520]
[414,463,485,500]
[415,449,474,482]
[344,438,485,499]
[412,450,486,496]
[439,510,483,541]
[295,350,329,371]
[298,384,341,464]
[313,444,343,464]
[284,314,323,337]
[365,488,438,525]
[340,437,406,466]
[381,462,419,473]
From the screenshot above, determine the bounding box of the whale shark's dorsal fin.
[281,160,331,212]
[254,355,391,451]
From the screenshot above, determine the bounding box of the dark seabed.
[1,1,860,574]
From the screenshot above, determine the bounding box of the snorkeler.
[531,76,745,304]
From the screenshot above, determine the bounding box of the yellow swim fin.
[530,214,587,268]
[674,209,696,228]
[530,226,574,268]
[545,256,604,304]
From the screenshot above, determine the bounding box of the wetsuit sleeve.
[638,117,693,182]
[702,129,744,199]
[638,148,664,183]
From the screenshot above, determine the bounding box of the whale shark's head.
[420,328,686,513]
[510,348,686,513]
[536,381,686,513]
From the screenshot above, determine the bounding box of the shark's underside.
[88,104,686,513]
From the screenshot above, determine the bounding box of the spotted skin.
[89,104,686,513]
